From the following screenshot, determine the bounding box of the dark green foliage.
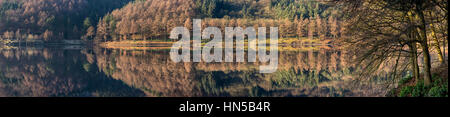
[427,85,448,97]
[427,74,448,97]
[83,18,92,29]
[399,86,413,97]
[396,74,448,97]
[194,0,337,19]
[398,75,413,85]
[196,0,217,18]
[272,0,332,19]
[411,80,426,97]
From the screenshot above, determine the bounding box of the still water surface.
[0,45,389,97]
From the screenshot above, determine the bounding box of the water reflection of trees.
[92,47,390,97]
[0,47,391,97]
[0,48,145,97]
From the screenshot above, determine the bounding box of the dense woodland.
[0,0,132,42]
[0,0,343,42]
[94,0,344,42]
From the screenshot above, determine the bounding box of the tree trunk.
[416,8,432,86]
[412,45,420,83]
[444,36,446,64]
[430,23,444,64]
[408,42,420,83]
[420,41,433,86]
[407,11,421,84]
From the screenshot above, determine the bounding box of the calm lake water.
[0,45,390,97]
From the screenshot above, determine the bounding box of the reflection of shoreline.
[92,46,354,72]
[0,45,85,50]
[98,38,336,51]
[99,44,335,52]
[0,46,389,97]
[0,47,145,97]
[91,46,389,97]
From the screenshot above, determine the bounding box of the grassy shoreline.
[98,38,336,51]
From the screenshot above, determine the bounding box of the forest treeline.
[0,0,132,42]
[1,0,344,42]
[95,0,344,42]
